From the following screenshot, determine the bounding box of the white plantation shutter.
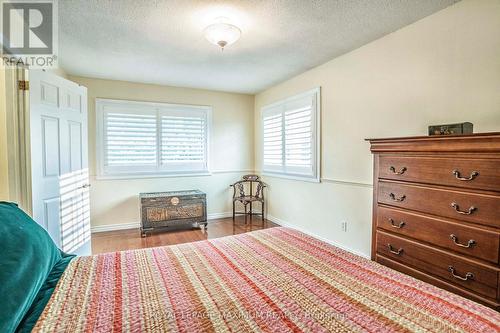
[284,96,314,174]
[97,99,210,177]
[159,108,208,171]
[104,111,157,168]
[263,110,283,169]
[261,88,320,181]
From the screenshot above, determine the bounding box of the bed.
[1,203,499,332]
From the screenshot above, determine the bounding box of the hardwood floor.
[91,216,278,254]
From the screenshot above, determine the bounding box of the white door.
[29,70,91,256]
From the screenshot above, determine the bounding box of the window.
[261,88,320,182]
[96,99,210,178]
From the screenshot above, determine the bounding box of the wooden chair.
[230,175,266,222]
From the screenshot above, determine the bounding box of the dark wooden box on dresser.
[367,133,500,310]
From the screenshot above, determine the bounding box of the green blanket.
[0,202,75,333]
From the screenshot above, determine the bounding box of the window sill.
[261,171,320,183]
[95,172,212,181]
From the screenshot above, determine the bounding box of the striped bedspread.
[34,227,499,332]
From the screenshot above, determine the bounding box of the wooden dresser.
[367,133,500,310]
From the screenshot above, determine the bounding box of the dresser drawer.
[376,206,500,264]
[378,156,500,192]
[378,181,500,228]
[376,231,499,299]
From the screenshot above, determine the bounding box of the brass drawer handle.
[389,166,407,175]
[451,202,476,215]
[387,244,403,255]
[389,193,406,202]
[452,170,479,181]
[450,234,476,248]
[448,266,474,281]
[388,218,405,229]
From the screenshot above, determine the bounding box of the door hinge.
[18,80,29,91]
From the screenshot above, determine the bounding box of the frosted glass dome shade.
[204,21,241,49]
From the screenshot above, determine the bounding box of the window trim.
[95,98,211,180]
[261,87,321,183]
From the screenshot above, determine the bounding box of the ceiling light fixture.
[204,17,241,51]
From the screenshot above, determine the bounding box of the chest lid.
[139,190,205,199]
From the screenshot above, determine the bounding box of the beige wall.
[0,62,8,200]
[254,0,500,257]
[69,76,255,228]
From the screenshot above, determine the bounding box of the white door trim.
[3,62,32,214]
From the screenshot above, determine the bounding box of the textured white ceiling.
[59,0,459,94]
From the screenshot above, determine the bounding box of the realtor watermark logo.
[1,0,58,68]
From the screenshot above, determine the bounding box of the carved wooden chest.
[139,190,207,237]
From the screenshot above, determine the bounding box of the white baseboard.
[91,221,141,233]
[91,211,233,233]
[207,212,233,220]
[267,214,370,259]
